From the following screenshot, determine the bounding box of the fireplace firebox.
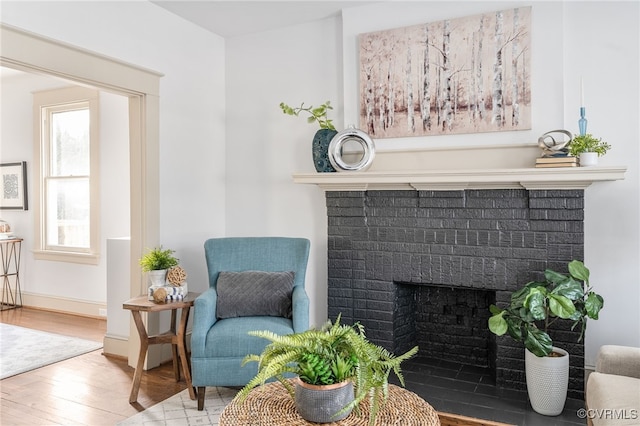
[326,189,585,399]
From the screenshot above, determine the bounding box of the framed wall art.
[359,7,532,139]
[0,162,28,210]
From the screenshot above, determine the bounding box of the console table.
[123,292,199,403]
[219,380,441,425]
[0,238,22,310]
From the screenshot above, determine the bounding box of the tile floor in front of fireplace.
[390,357,586,426]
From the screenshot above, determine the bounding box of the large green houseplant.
[488,260,603,356]
[488,260,604,415]
[237,315,418,425]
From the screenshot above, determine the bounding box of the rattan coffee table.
[219,380,440,425]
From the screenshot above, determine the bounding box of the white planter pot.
[148,269,167,287]
[525,347,569,416]
[579,152,598,167]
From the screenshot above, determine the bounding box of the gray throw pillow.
[216,270,295,319]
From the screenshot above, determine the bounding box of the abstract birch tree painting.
[359,7,531,138]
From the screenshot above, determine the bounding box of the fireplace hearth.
[326,189,585,399]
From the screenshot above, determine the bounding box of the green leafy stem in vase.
[280,101,336,131]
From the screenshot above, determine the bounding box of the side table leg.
[177,306,196,400]
[129,311,149,404]
[170,309,180,381]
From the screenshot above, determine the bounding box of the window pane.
[51,109,89,176]
[46,178,90,248]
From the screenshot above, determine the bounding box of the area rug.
[119,387,513,426]
[118,386,238,425]
[0,323,103,379]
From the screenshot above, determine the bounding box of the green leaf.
[545,269,570,285]
[551,279,584,300]
[489,304,503,315]
[568,260,590,282]
[523,326,552,357]
[524,287,547,320]
[506,320,523,341]
[585,292,604,319]
[488,312,508,335]
[548,294,576,319]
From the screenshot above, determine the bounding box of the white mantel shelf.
[292,166,627,191]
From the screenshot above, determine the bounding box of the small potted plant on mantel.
[568,133,611,167]
[237,315,418,425]
[488,260,604,416]
[280,100,337,173]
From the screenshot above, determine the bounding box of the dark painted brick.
[326,188,584,396]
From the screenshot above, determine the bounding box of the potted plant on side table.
[488,260,604,416]
[237,314,418,425]
[139,246,179,293]
[568,134,611,167]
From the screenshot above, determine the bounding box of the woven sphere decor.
[166,266,187,286]
[219,380,440,426]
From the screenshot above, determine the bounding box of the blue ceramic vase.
[312,129,338,172]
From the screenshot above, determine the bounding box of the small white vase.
[579,152,598,167]
[148,269,167,287]
[525,347,569,416]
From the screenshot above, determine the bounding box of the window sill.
[33,250,100,265]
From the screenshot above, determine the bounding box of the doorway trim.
[1,23,162,364]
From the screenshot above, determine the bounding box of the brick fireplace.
[326,189,586,399]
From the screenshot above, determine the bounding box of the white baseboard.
[21,292,107,318]
[104,334,129,358]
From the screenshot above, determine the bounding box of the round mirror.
[328,128,375,172]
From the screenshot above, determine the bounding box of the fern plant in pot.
[488,260,604,416]
[237,315,418,425]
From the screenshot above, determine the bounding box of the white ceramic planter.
[525,347,569,416]
[147,269,167,287]
[579,152,598,167]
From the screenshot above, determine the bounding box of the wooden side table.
[123,292,199,404]
[0,238,23,310]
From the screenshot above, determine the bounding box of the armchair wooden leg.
[197,387,206,410]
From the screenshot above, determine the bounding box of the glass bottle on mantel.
[578,107,587,136]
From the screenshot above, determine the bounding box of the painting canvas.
[0,162,28,210]
[359,7,531,138]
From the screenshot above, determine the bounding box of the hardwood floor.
[0,307,188,425]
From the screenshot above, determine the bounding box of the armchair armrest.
[291,285,309,332]
[596,345,640,379]
[191,288,218,357]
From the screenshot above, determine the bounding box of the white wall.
[225,17,342,326]
[0,1,227,310]
[0,71,130,308]
[224,1,640,367]
[561,1,640,366]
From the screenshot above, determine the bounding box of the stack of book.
[535,156,578,168]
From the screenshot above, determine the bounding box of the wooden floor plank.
[1,307,188,425]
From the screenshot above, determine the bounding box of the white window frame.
[33,86,100,264]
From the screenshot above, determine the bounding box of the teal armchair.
[191,237,310,410]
